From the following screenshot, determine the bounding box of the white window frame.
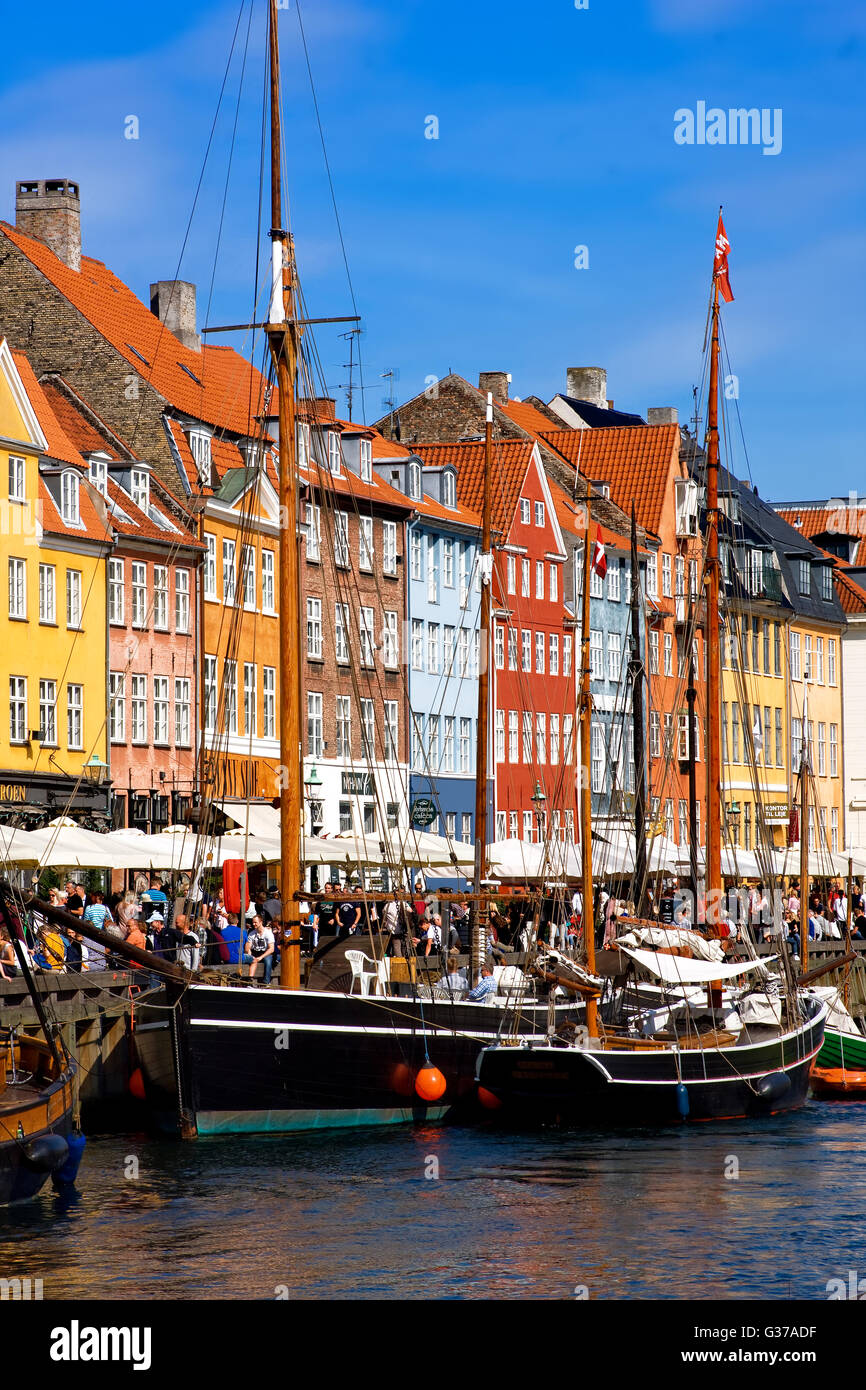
[153,676,169,746]
[174,678,191,747]
[109,672,126,743]
[175,568,190,632]
[39,563,56,625]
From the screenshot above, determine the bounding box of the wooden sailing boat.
[0,888,79,1204]
[475,212,829,1124]
[105,0,585,1137]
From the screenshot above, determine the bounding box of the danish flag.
[591,526,607,579]
[714,211,734,303]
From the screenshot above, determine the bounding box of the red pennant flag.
[591,526,607,579]
[714,212,734,303]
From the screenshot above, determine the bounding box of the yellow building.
[789,611,846,857]
[720,602,791,855]
[0,341,112,827]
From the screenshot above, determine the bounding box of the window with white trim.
[359,607,375,666]
[307,598,323,659]
[109,672,125,743]
[60,471,80,525]
[224,660,237,735]
[131,675,147,744]
[204,534,216,598]
[263,667,276,739]
[66,569,82,629]
[534,501,544,527]
[410,530,422,581]
[39,679,57,746]
[222,540,236,605]
[520,498,530,524]
[306,504,321,562]
[334,512,350,567]
[383,521,397,576]
[204,657,217,733]
[8,455,25,502]
[261,551,275,612]
[242,546,256,608]
[507,555,516,594]
[328,430,341,475]
[535,631,545,674]
[131,469,149,513]
[9,676,26,744]
[549,633,559,675]
[536,712,546,764]
[174,678,191,747]
[153,565,168,629]
[427,622,440,674]
[189,431,212,483]
[335,604,350,664]
[536,561,544,599]
[88,457,108,496]
[508,710,518,763]
[522,711,533,763]
[307,691,322,756]
[39,564,56,624]
[243,664,257,738]
[131,562,147,628]
[382,610,398,667]
[495,709,505,763]
[359,516,374,571]
[175,569,190,632]
[8,558,25,620]
[359,438,372,483]
[361,699,376,760]
[384,701,398,761]
[521,559,530,597]
[153,676,169,745]
[549,564,558,603]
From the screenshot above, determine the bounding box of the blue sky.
[1,0,864,499]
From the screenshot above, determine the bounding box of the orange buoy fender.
[415,1065,447,1102]
[128,1067,146,1100]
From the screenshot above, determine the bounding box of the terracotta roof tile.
[2,222,268,438]
[12,352,86,466]
[501,398,568,440]
[38,380,125,460]
[300,459,414,513]
[548,477,649,555]
[410,439,535,539]
[541,424,681,538]
[774,504,866,569]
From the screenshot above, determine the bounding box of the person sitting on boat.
[439,948,468,998]
[244,915,275,985]
[0,927,17,979]
[424,914,443,958]
[467,964,497,1002]
[850,914,866,941]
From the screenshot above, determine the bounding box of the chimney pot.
[647,407,678,426]
[150,280,200,352]
[566,367,607,408]
[15,178,81,271]
[478,371,509,406]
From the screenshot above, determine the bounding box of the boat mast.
[628,507,647,915]
[686,595,700,914]
[266,0,302,990]
[799,675,810,970]
[705,267,723,921]
[579,501,599,1035]
[471,392,494,981]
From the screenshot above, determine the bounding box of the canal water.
[2,1102,865,1300]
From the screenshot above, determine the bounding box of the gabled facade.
[0,343,112,826]
[412,439,578,845]
[372,437,485,850]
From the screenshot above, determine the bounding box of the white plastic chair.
[345,949,381,996]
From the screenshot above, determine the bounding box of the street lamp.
[82,754,110,789]
[304,764,323,837]
[531,781,546,843]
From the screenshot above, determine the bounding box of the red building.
[413,439,578,845]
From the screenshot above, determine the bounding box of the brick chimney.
[313,396,336,422]
[478,371,510,406]
[16,179,81,271]
[566,367,607,408]
[647,407,678,426]
[150,280,200,352]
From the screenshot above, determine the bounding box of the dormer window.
[60,471,80,525]
[88,457,108,497]
[131,468,150,513]
[798,560,811,595]
[821,566,833,601]
[328,431,341,475]
[408,461,422,501]
[443,469,456,509]
[360,438,372,484]
[244,442,260,469]
[189,430,212,484]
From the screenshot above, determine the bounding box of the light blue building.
[372,444,491,863]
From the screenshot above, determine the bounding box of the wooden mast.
[686,595,700,912]
[266,0,302,990]
[471,392,494,981]
[629,506,647,916]
[705,272,723,924]
[579,500,599,1035]
[799,677,810,971]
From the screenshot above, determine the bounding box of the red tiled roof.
[775,504,866,569]
[370,434,412,459]
[300,458,414,513]
[12,352,85,466]
[36,475,112,545]
[413,491,480,528]
[501,398,568,440]
[2,222,268,438]
[411,439,535,539]
[542,424,681,538]
[548,477,649,556]
[810,545,866,616]
[38,380,125,460]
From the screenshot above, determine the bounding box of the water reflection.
[1,1102,865,1299]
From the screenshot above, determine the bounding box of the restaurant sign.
[342,772,374,797]
[0,784,26,803]
[410,798,437,827]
